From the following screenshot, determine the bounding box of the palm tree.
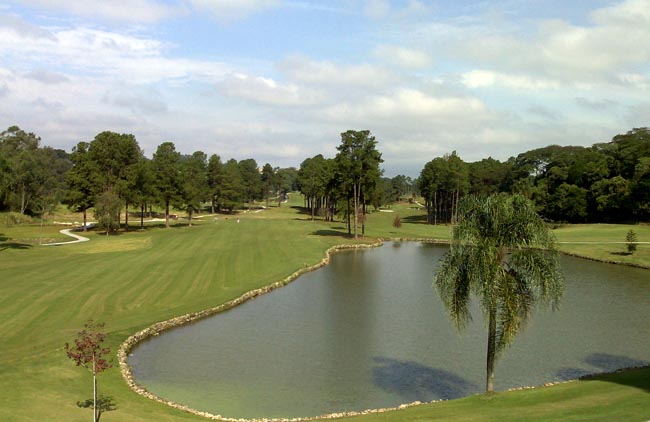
[434,193,564,393]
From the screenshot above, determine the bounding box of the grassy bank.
[0,200,648,421]
[553,224,650,268]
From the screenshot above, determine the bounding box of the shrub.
[626,229,637,254]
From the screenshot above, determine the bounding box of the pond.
[129,242,650,419]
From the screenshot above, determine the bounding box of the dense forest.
[1,125,648,230]
[418,127,650,224]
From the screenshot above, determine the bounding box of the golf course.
[1,196,649,422]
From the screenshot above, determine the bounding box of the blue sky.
[1,0,648,176]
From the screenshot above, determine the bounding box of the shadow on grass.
[310,228,351,238]
[372,356,478,402]
[77,395,117,420]
[291,205,311,216]
[557,353,650,393]
[0,233,33,250]
[401,214,431,225]
[611,251,633,256]
[0,241,33,251]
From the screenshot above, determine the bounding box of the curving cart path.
[43,224,93,246]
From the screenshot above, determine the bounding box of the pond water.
[129,242,650,419]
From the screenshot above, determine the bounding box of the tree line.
[418,127,650,224]
[2,124,647,231]
[0,126,299,232]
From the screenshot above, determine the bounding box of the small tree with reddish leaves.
[65,320,112,422]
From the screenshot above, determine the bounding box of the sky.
[0,0,649,176]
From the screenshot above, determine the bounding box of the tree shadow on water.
[372,356,478,402]
[557,353,650,393]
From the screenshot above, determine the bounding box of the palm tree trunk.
[486,305,497,393]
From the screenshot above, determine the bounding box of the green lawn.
[0,201,648,421]
[554,224,650,268]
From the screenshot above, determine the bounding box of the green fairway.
[0,202,648,421]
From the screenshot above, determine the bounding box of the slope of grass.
[0,201,648,421]
[554,224,650,268]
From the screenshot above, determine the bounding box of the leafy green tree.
[589,176,631,221]
[207,154,225,213]
[548,183,588,222]
[418,152,469,224]
[261,163,276,207]
[434,193,564,393]
[469,157,511,195]
[0,126,67,215]
[239,158,261,209]
[276,167,299,197]
[87,131,142,229]
[64,320,112,422]
[220,159,244,213]
[179,151,208,226]
[366,176,393,210]
[298,155,331,220]
[597,127,650,179]
[335,130,383,238]
[626,229,637,254]
[631,157,650,220]
[94,191,122,235]
[390,174,413,201]
[64,142,97,231]
[127,158,156,230]
[151,142,182,228]
[88,131,142,193]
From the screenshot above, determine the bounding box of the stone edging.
[118,240,443,422]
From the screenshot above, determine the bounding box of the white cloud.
[373,45,433,69]
[461,70,560,90]
[0,24,231,84]
[12,0,181,23]
[278,55,397,88]
[363,0,390,20]
[103,87,169,115]
[186,0,280,22]
[453,0,650,86]
[0,13,54,39]
[24,69,69,84]
[322,88,487,125]
[590,0,650,26]
[216,72,322,106]
[2,1,649,175]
